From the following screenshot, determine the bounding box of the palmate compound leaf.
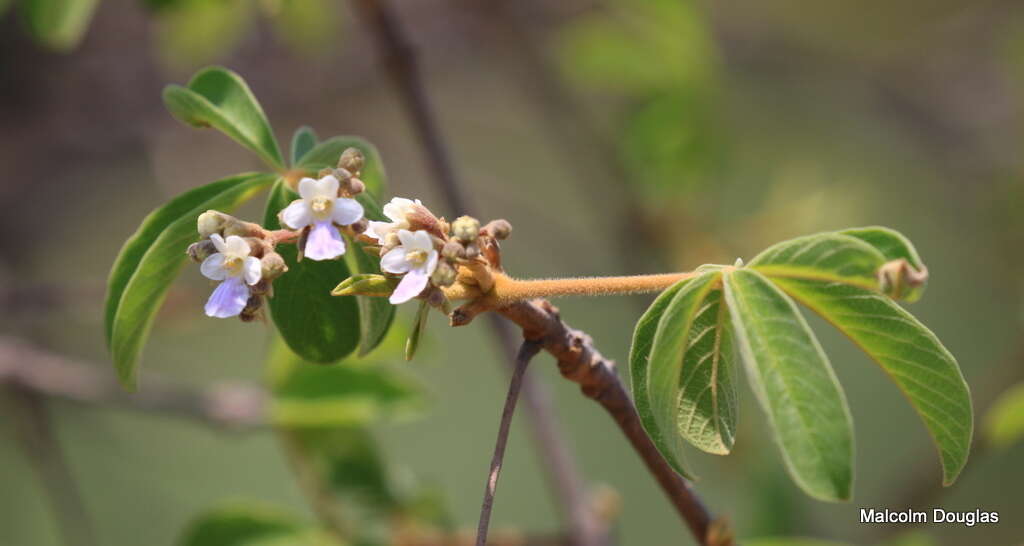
[163,66,285,171]
[105,173,276,388]
[750,228,972,486]
[724,268,854,501]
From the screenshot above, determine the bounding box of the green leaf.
[295,137,387,197]
[771,277,972,485]
[646,270,739,457]
[290,126,318,166]
[839,226,928,301]
[267,338,422,427]
[263,181,360,363]
[106,173,275,388]
[629,276,694,477]
[983,382,1024,450]
[343,237,395,357]
[724,268,854,501]
[177,503,303,546]
[22,0,100,50]
[163,66,285,170]
[749,231,887,292]
[405,300,430,362]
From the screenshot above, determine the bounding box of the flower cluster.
[187,147,513,319]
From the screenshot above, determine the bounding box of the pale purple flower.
[280,174,364,260]
[380,230,438,304]
[201,234,261,318]
[366,197,422,242]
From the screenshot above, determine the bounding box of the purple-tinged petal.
[243,256,262,285]
[205,277,249,318]
[281,199,312,229]
[380,247,412,274]
[389,269,429,304]
[200,253,227,280]
[332,197,363,226]
[304,221,346,260]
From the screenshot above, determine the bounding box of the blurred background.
[1,0,1023,544]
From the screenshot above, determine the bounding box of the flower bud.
[333,167,352,182]
[239,295,263,322]
[350,217,369,234]
[222,217,262,238]
[464,242,480,259]
[187,239,218,263]
[381,232,400,255]
[431,261,457,287]
[452,216,480,243]
[197,210,228,238]
[331,274,399,297]
[483,219,512,240]
[441,240,465,260]
[318,168,333,178]
[342,177,365,197]
[406,204,441,235]
[338,147,364,173]
[261,252,288,281]
[249,278,272,297]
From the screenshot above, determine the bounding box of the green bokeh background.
[1,0,1022,544]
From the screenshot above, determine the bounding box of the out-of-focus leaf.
[983,382,1024,450]
[267,0,337,57]
[267,338,422,427]
[106,173,275,388]
[877,530,938,546]
[343,237,394,357]
[629,275,694,477]
[21,0,99,50]
[163,66,284,170]
[177,503,305,546]
[295,137,387,197]
[724,268,853,501]
[263,181,359,363]
[290,126,318,166]
[404,300,430,362]
[156,1,252,73]
[645,269,739,459]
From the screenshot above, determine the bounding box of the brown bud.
[318,168,333,178]
[239,295,263,322]
[249,278,272,297]
[406,204,441,236]
[341,177,365,197]
[332,167,352,182]
[451,216,480,243]
[338,147,364,173]
[261,252,288,281]
[483,219,512,240]
[222,217,263,238]
[197,210,229,238]
[431,261,457,287]
[187,240,218,263]
[296,226,310,261]
[350,218,369,234]
[442,240,465,260]
[464,243,480,260]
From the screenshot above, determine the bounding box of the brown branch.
[0,336,268,429]
[350,2,599,545]
[4,386,99,546]
[498,299,730,546]
[476,340,541,546]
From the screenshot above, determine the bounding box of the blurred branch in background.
[350,1,602,544]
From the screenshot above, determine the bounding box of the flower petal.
[313,175,339,198]
[224,235,250,257]
[366,220,395,242]
[397,229,418,248]
[243,256,262,285]
[332,197,364,226]
[304,221,346,260]
[409,230,433,252]
[210,233,227,253]
[380,247,412,274]
[389,269,429,304]
[383,197,414,222]
[204,277,250,318]
[298,177,319,200]
[200,253,227,280]
[423,249,439,276]
[281,199,312,230]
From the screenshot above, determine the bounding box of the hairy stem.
[489,272,696,303]
[476,341,542,546]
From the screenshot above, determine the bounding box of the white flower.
[380,230,438,304]
[200,234,262,318]
[366,197,422,242]
[280,175,364,260]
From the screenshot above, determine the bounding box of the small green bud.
[338,147,364,173]
[331,274,400,297]
[452,215,480,243]
[197,210,228,238]
[187,239,218,263]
